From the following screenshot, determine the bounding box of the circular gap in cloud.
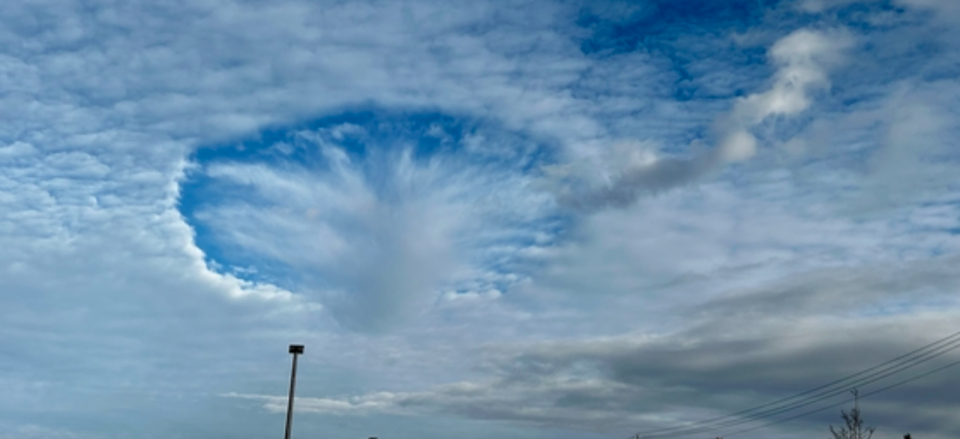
[178,109,565,332]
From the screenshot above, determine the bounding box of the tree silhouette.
[829,389,875,439]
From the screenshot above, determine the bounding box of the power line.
[633,330,960,438]
[643,337,960,438]
[723,356,960,438]
[629,329,960,439]
[636,329,960,435]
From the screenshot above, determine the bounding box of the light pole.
[284,344,304,439]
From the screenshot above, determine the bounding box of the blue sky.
[2,0,960,438]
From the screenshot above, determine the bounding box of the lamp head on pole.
[289,344,304,354]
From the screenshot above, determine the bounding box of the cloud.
[897,0,960,20]
[224,392,403,416]
[552,28,850,211]
[202,155,462,332]
[798,0,960,24]
[727,29,847,124]
[859,81,960,210]
[797,0,869,13]
[769,38,960,212]
[190,123,554,332]
[2,1,959,438]
[234,303,960,438]
[224,225,960,436]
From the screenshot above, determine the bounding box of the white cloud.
[1,0,959,438]
[194,132,553,332]
[729,29,847,122]
[552,28,850,210]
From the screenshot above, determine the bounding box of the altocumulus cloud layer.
[2,1,960,439]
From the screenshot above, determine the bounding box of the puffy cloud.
[725,29,847,127]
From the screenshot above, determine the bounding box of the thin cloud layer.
[2,0,959,439]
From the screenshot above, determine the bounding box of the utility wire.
[641,337,960,438]
[723,356,960,438]
[638,329,960,435]
[629,329,960,439]
[639,337,960,438]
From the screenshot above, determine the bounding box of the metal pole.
[284,345,304,439]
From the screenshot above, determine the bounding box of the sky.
[1,0,960,438]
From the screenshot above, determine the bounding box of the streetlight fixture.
[284,344,304,439]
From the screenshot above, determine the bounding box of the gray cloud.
[238,317,960,439]
[231,254,960,437]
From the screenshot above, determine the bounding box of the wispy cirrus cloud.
[188,119,556,332]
